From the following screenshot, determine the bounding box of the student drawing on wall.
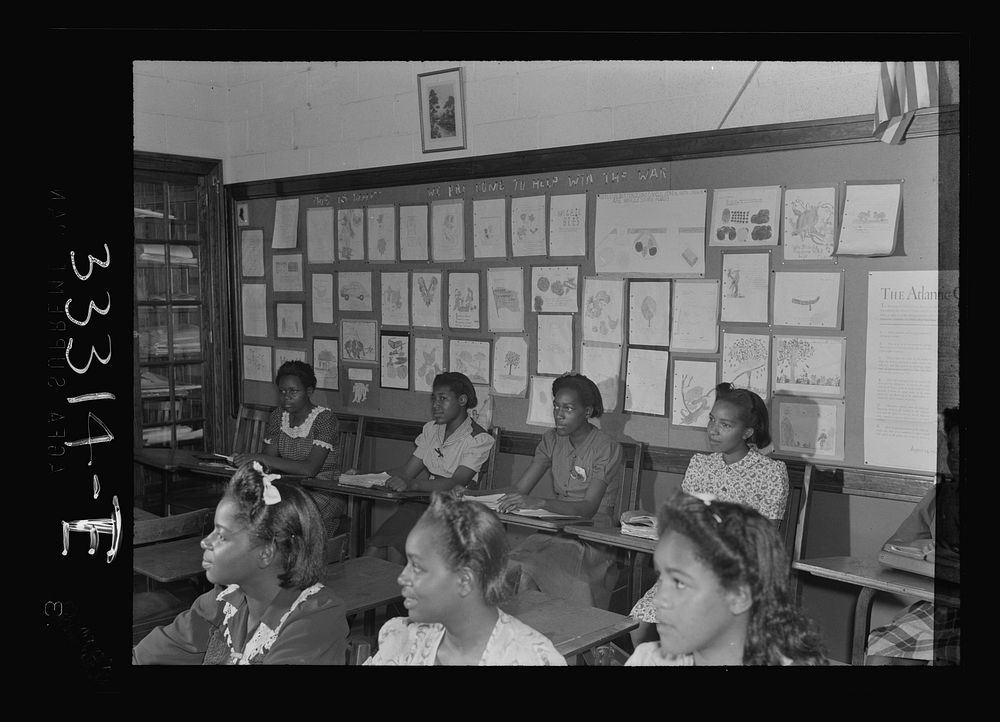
[351,381,369,405]
[726,268,741,298]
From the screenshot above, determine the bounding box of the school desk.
[303,477,429,558]
[133,536,205,585]
[462,490,587,532]
[564,523,657,607]
[504,589,639,661]
[322,556,405,636]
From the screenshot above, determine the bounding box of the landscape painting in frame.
[418,67,467,153]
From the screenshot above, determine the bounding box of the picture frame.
[417,67,467,153]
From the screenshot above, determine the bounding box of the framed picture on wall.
[417,67,467,153]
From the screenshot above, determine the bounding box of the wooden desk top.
[503,589,638,659]
[134,448,236,478]
[134,537,205,584]
[493,512,583,532]
[302,478,430,501]
[564,524,658,554]
[322,557,404,616]
[793,555,960,607]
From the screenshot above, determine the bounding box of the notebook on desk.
[467,493,581,520]
[338,472,392,489]
[878,543,960,585]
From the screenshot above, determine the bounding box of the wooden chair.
[475,427,502,491]
[607,442,645,610]
[318,414,367,562]
[132,507,213,645]
[231,402,275,455]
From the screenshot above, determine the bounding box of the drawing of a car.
[340,281,367,302]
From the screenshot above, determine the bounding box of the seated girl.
[365,492,565,665]
[233,360,345,538]
[133,461,349,665]
[364,372,494,564]
[498,373,623,609]
[630,382,788,643]
[626,491,827,666]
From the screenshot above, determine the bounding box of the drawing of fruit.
[751,225,772,241]
[722,208,730,223]
[551,280,565,296]
[750,209,770,224]
[536,276,550,292]
[534,295,544,312]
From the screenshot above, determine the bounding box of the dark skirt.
[305,488,348,538]
[366,501,428,554]
[508,532,619,609]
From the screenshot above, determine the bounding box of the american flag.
[874,62,940,145]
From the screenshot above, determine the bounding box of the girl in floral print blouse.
[630,383,789,646]
[133,462,349,665]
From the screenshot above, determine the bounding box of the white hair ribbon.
[251,460,282,505]
[688,491,722,524]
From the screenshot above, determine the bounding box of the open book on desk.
[194,453,237,470]
[467,493,582,520]
[338,472,392,489]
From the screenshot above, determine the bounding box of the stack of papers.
[620,513,658,540]
[467,493,581,519]
[338,472,391,489]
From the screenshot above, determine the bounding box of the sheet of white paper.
[863,271,938,471]
[782,187,836,260]
[772,335,845,397]
[580,342,622,412]
[313,338,339,390]
[776,398,844,460]
[276,303,303,338]
[348,367,373,381]
[338,472,391,488]
[412,272,443,328]
[772,271,842,329]
[671,280,719,353]
[582,277,624,345]
[492,335,529,397]
[241,284,268,337]
[337,208,365,261]
[306,207,335,263]
[527,375,557,427]
[272,254,304,292]
[837,183,901,256]
[450,339,491,385]
[530,266,579,313]
[549,193,587,257]
[487,267,525,332]
[399,205,429,261]
[470,385,493,429]
[381,334,410,389]
[594,190,707,276]
[624,348,669,415]
[473,198,507,258]
[241,229,264,277]
[367,205,397,262]
[511,195,547,256]
[311,273,334,324]
[338,271,373,313]
[720,252,770,323]
[721,332,770,398]
[709,186,781,246]
[275,348,306,366]
[536,315,573,376]
[272,198,299,249]
[381,272,409,327]
[671,359,717,427]
[413,337,444,392]
[243,344,272,382]
[448,272,481,330]
[431,200,466,262]
[628,281,671,347]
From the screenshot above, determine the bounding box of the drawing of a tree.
[504,350,521,375]
[727,337,767,388]
[776,338,815,382]
[438,96,456,136]
[641,296,657,328]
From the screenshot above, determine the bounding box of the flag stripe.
[874,61,939,144]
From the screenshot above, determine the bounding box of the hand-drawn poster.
[311,273,334,324]
[836,182,902,257]
[272,198,299,249]
[864,270,939,472]
[340,319,378,364]
[241,228,264,277]
[772,271,843,329]
[337,208,365,261]
[774,397,845,460]
[380,272,409,327]
[628,280,671,348]
[367,205,397,263]
[380,332,410,390]
[782,187,836,260]
[492,335,529,397]
[342,366,379,412]
[580,342,622,412]
[527,375,557,428]
[624,347,669,416]
[413,337,445,392]
[306,207,335,263]
[671,359,717,428]
[670,280,719,353]
[594,189,707,277]
[473,197,507,258]
[720,252,770,324]
[582,277,624,345]
[337,271,373,313]
[312,338,339,390]
[709,186,781,247]
[431,200,465,262]
[411,271,443,328]
[275,347,307,367]
[448,272,480,330]
[449,339,490,385]
[510,195,547,257]
[773,335,845,398]
[399,205,429,261]
[243,344,272,382]
[272,254,303,292]
[531,266,579,313]
[276,303,303,338]
[470,385,494,430]
[241,283,268,337]
[549,193,587,257]
[487,266,525,333]
[722,332,770,399]
[237,202,250,227]
[536,314,573,376]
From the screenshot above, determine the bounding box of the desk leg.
[346,497,360,558]
[160,469,170,516]
[851,586,877,666]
